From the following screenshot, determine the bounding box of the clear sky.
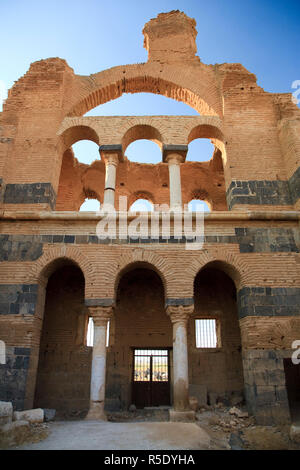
[0,0,299,209]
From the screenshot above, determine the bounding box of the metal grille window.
[86,317,110,347]
[133,349,169,382]
[195,319,218,348]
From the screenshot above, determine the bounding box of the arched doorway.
[34,261,92,419]
[190,265,245,406]
[105,264,172,411]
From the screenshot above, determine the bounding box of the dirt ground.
[8,405,300,451]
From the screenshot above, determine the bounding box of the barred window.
[195,319,218,348]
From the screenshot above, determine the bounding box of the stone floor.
[12,421,213,450]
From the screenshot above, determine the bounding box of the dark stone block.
[64,235,75,244]
[239,243,254,253]
[0,284,38,316]
[14,347,30,356]
[4,183,56,209]
[41,235,53,243]
[165,298,194,306]
[98,237,110,244]
[227,179,292,210]
[85,298,114,307]
[75,235,88,244]
[88,235,98,244]
[289,166,300,204]
[53,235,63,243]
[0,235,43,261]
[0,303,10,314]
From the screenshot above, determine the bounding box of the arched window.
[84,92,199,117]
[125,140,161,164]
[129,199,154,212]
[187,138,215,162]
[72,140,100,165]
[188,199,210,212]
[79,198,100,211]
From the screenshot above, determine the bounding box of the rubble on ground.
[0,401,51,449]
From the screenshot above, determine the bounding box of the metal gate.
[132,349,171,408]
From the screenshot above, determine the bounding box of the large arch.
[122,124,162,154]
[114,259,167,303]
[29,245,96,298]
[191,263,245,406]
[65,64,223,118]
[184,248,257,296]
[33,259,91,418]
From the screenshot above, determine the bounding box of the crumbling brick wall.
[0,10,299,425]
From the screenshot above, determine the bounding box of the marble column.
[85,306,113,420]
[162,145,187,212]
[99,145,123,211]
[103,154,119,210]
[167,304,195,421]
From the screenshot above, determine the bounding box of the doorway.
[132,348,171,408]
[283,358,300,422]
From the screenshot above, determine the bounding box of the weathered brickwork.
[238,287,300,318]
[0,346,31,410]
[0,225,298,258]
[289,167,300,205]
[3,183,56,209]
[0,235,43,261]
[227,180,292,209]
[242,349,291,425]
[0,284,38,315]
[0,10,299,424]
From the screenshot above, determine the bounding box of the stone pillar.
[163,145,187,212]
[85,306,113,420]
[166,304,195,421]
[99,145,123,211]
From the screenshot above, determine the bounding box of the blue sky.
[0,0,299,210]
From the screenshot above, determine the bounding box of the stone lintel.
[99,145,123,163]
[162,144,188,163]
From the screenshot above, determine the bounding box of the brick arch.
[66,64,222,118]
[107,250,173,301]
[58,121,100,152]
[122,123,163,154]
[188,189,212,210]
[188,124,225,144]
[184,249,256,296]
[128,191,156,209]
[29,246,96,297]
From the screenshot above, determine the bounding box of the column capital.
[99,144,123,164]
[166,304,194,324]
[88,306,114,325]
[163,145,188,163]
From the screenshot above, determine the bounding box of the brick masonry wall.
[0,10,299,422]
[242,349,291,425]
[106,268,172,410]
[33,265,92,418]
[0,346,31,410]
[188,268,244,405]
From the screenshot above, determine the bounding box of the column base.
[169,409,195,422]
[85,402,107,421]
